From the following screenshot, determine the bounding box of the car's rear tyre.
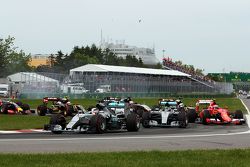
[90,114,106,134]
[127,113,140,131]
[142,112,151,128]
[202,110,210,125]
[178,111,188,128]
[2,106,9,114]
[187,108,197,123]
[50,114,66,134]
[22,103,30,110]
[37,105,47,116]
[234,110,243,119]
[66,105,75,117]
[151,105,160,111]
[234,110,244,125]
[21,103,30,114]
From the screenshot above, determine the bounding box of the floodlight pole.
[162,49,165,60]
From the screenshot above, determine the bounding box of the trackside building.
[69,64,214,93]
[7,72,59,94]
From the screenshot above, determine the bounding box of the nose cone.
[220,111,231,122]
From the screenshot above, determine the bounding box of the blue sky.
[1,0,249,73]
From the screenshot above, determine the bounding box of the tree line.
[35,45,147,73]
[0,36,149,77]
[0,36,203,78]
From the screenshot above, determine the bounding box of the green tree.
[0,36,31,77]
[0,36,15,77]
[6,51,32,74]
[37,44,149,73]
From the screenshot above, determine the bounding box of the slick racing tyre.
[202,110,210,125]
[126,113,140,132]
[178,111,188,128]
[234,110,243,119]
[21,103,30,111]
[151,105,160,111]
[187,108,197,123]
[90,114,106,134]
[142,112,151,128]
[65,105,75,117]
[50,114,66,134]
[234,110,244,125]
[20,103,31,114]
[37,105,47,116]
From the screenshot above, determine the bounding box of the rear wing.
[197,100,214,104]
[196,99,215,112]
[43,97,61,103]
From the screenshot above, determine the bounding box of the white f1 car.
[141,99,188,128]
[44,103,140,134]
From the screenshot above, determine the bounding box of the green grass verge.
[17,97,247,113]
[0,115,50,130]
[0,149,250,167]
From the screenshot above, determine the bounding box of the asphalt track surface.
[0,97,250,153]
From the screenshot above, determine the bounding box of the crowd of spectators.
[162,58,214,84]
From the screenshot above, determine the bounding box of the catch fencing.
[12,72,233,99]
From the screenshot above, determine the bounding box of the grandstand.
[162,58,214,88]
[69,64,215,93]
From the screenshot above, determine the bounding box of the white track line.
[0,131,22,134]
[240,99,250,128]
[0,129,48,134]
[30,129,48,133]
[0,130,250,142]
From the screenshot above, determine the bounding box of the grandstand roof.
[70,64,190,77]
[7,72,59,84]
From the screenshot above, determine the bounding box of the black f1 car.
[37,97,81,116]
[44,103,140,134]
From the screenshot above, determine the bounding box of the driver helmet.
[179,103,184,108]
[61,97,67,102]
[176,99,182,105]
[62,96,69,103]
[96,103,105,110]
[213,105,219,109]
[56,101,64,107]
[211,100,216,106]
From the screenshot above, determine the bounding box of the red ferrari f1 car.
[187,99,245,125]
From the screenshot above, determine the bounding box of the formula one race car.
[188,99,245,125]
[106,100,126,115]
[99,96,134,115]
[0,99,34,115]
[44,103,140,134]
[100,96,122,104]
[141,99,188,128]
[37,97,81,116]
